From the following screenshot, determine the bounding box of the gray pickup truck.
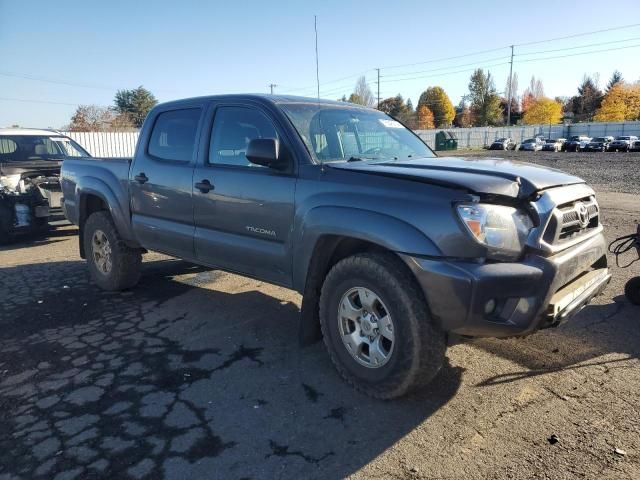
[61,95,610,398]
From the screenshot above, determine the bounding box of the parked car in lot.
[0,128,89,243]
[608,135,638,152]
[61,94,610,399]
[489,137,516,150]
[585,136,614,152]
[565,135,591,152]
[542,138,566,152]
[519,138,544,151]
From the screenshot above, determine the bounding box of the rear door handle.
[134,172,148,184]
[195,179,213,193]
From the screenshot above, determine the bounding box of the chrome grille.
[550,197,600,243]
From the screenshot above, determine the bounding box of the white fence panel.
[62,131,140,157]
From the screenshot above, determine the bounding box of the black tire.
[625,277,640,306]
[83,211,141,291]
[319,252,446,399]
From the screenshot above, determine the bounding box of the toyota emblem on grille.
[575,202,590,228]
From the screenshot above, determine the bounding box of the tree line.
[66,86,158,131]
[345,69,640,129]
[65,70,640,132]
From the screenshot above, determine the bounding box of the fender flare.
[76,176,138,247]
[293,205,441,291]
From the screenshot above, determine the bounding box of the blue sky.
[1,0,640,128]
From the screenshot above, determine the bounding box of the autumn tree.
[348,76,375,107]
[522,97,563,125]
[415,104,435,129]
[594,83,640,121]
[521,75,544,114]
[606,70,624,93]
[571,75,603,121]
[468,69,503,126]
[68,105,135,132]
[378,94,416,127]
[417,86,455,127]
[114,86,158,127]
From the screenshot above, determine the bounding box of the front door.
[192,104,296,286]
[129,105,204,259]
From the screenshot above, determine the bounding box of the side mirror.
[246,138,288,170]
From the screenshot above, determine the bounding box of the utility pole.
[314,15,320,99]
[506,45,514,127]
[376,68,380,109]
[269,84,277,95]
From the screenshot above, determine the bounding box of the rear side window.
[148,108,201,161]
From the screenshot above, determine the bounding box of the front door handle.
[134,172,148,184]
[195,179,214,193]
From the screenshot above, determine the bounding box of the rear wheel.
[84,211,141,291]
[319,252,446,399]
[625,277,640,306]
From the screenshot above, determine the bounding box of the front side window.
[0,135,89,161]
[208,107,279,167]
[148,108,201,161]
[280,103,434,163]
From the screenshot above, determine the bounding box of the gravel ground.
[453,149,640,195]
[0,156,639,479]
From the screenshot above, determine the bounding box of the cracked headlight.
[0,174,21,192]
[456,203,534,260]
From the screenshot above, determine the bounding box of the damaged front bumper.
[401,232,610,338]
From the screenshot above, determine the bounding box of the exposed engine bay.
[0,171,58,242]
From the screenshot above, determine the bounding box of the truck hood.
[330,156,585,199]
[0,159,62,177]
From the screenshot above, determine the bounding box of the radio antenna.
[314,15,320,100]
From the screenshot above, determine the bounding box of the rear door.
[129,104,204,259]
[192,102,297,286]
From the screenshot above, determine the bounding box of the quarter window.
[209,107,279,167]
[148,108,201,161]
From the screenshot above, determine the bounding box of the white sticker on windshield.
[379,119,403,129]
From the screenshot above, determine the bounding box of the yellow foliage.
[595,83,640,121]
[522,97,562,125]
[416,105,435,130]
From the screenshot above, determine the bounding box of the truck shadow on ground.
[468,292,640,387]
[0,259,462,480]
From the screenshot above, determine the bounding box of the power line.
[516,43,640,63]
[0,96,79,106]
[0,70,117,90]
[514,22,640,47]
[516,35,640,56]
[382,55,510,79]
[382,62,510,84]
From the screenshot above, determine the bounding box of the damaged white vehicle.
[0,129,89,243]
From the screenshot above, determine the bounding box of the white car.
[519,138,544,151]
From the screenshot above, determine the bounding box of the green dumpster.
[435,131,458,151]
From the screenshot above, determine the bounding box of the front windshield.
[495,138,506,142]
[279,103,435,163]
[523,139,535,144]
[593,137,607,142]
[0,135,90,161]
[616,136,631,140]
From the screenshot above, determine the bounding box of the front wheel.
[84,211,142,291]
[319,253,446,399]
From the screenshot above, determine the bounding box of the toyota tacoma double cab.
[61,95,610,399]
